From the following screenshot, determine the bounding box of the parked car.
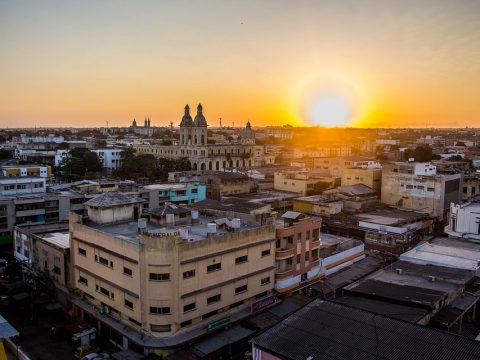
[0,258,7,273]
[80,352,110,360]
[74,344,100,359]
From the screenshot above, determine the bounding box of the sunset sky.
[1,0,480,128]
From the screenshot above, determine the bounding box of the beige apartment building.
[70,192,276,351]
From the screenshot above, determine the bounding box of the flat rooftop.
[38,231,70,249]
[400,241,480,271]
[355,207,427,226]
[293,194,340,203]
[228,190,299,202]
[320,233,358,247]
[192,198,269,214]
[85,215,257,244]
[143,183,187,191]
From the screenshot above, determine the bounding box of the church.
[134,104,268,170]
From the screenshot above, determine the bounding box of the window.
[183,269,195,279]
[297,254,301,264]
[78,276,88,285]
[427,187,435,192]
[202,310,218,319]
[235,284,248,294]
[297,233,302,240]
[230,300,244,309]
[261,249,271,257]
[207,294,221,304]
[124,299,134,309]
[255,291,268,299]
[261,276,270,285]
[98,286,110,297]
[129,317,141,326]
[184,302,196,312]
[306,231,310,240]
[97,256,109,267]
[149,273,170,281]
[191,188,198,194]
[78,247,86,256]
[235,255,248,264]
[123,267,132,276]
[406,185,413,189]
[180,320,192,328]
[150,306,171,315]
[305,251,310,261]
[207,263,221,273]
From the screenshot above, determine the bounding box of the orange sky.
[1,1,480,128]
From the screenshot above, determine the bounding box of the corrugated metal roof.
[251,300,480,360]
[0,315,19,338]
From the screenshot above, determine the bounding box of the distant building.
[445,201,480,242]
[273,170,336,196]
[0,176,46,196]
[91,148,124,172]
[313,156,380,177]
[1,163,52,178]
[139,183,206,211]
[134,104,267,170]
[292,195,343,217]
[381,162,462,219]
[341,167,382,192]
[13,223,70,288]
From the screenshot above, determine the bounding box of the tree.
[57,142,70,150]
[0,149,11,159]
[61,148,103,180]
[413,145,433,162]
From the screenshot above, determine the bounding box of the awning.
[189,325,254,358]
[0,315,19,338]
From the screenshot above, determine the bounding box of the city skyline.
[1,0,480,129]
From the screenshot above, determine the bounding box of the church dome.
[180,104,193,127]
[242,121,255,138]
[193,103,208,127]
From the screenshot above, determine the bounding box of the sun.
[298,76,364,127]
[308,91,352,127]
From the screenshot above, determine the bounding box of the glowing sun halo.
[301,78,361,127]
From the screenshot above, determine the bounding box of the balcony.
[275,247,295,260]
[311,239,321,249]
[275,268,294,280]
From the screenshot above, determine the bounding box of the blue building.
[140,183,206,211]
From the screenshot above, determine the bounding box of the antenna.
[219,117,222,128]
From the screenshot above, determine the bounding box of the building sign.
[206,316,230,331]
[251,294,277,313]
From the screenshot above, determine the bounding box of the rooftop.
[191,198,269,214]
[84,192,144,208]
[251,300,480,360]
[85,214,257,244]
[336,183,377,196]
[400,241,480,272]
[355,207,427,226]
[37,231,70,249]
[143,183,188,191]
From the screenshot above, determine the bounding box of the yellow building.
[341,167,382,193]
[70,192,276,352]
[292,195,343,216]
[1,163,52,178]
